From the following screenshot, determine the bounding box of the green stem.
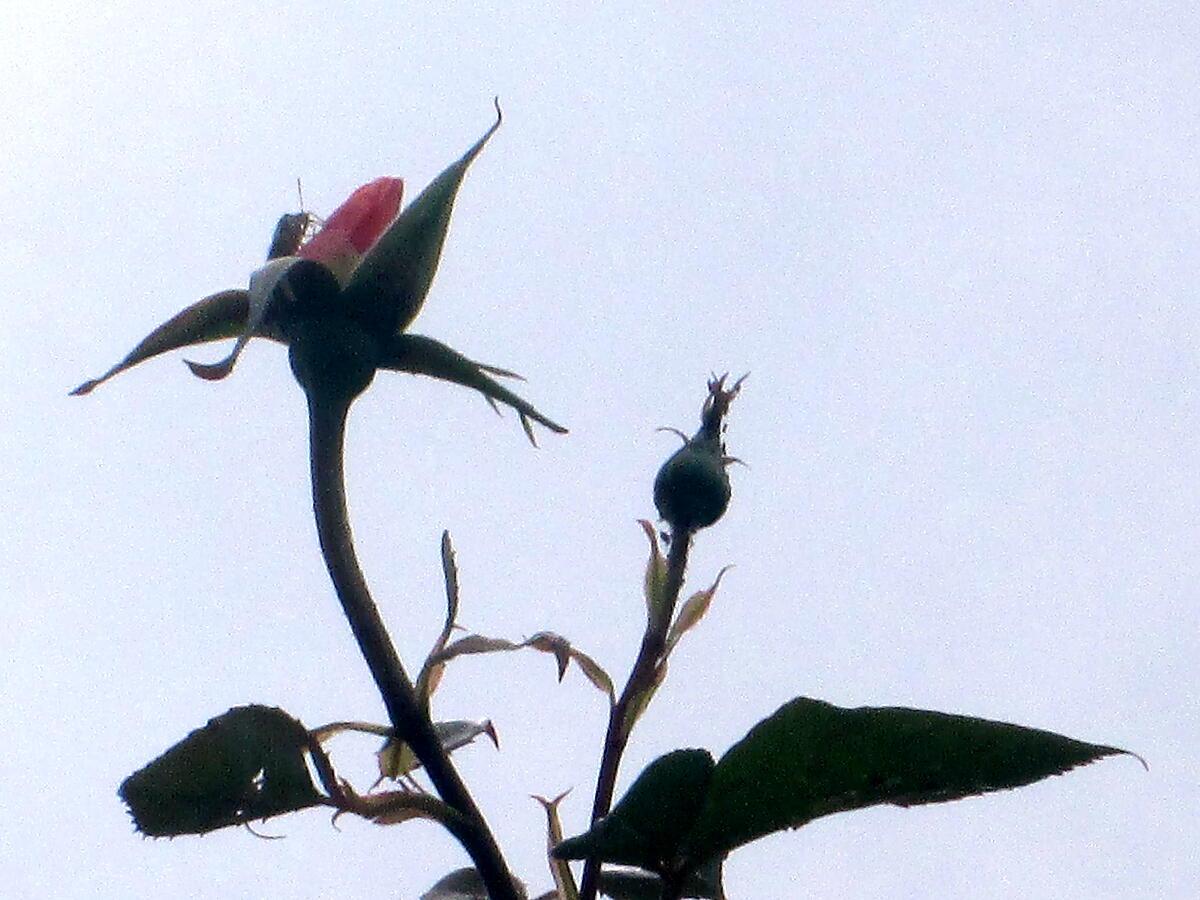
[579,527,693,900]
[307,390,519,900]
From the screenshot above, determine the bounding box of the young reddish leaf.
[437,634,524,661]
[522,633,614,702]
[335,781,456,828]
[681,697,1144,866]
[357,795,436,826]
[525,632,572,680]
[621,661,668,739]
[416,531,465,702]
[378,720,498,781]
[428,629,612,702]
[567,646,616,706]
[664,566,732,659]
[310,719,392,743]
[533,791,579,900]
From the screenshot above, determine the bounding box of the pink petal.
[299,176,403,266]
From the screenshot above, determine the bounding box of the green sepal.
[71,289,251,395]
[188,257,342,382]
[343,101,502,336]
[381,332,567,443]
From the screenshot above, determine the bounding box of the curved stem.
[307,390,519,900]
[579,528,693,900]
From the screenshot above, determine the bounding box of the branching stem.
[579,526,694,900]
[307,389,519,900]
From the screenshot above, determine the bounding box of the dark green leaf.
[420,867,490,900]
[682,697,1139,865]
[420,867,529,899]
[119,705,322,837]
[598,858,725,899]
[554,749,714,873]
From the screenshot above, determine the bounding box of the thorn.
[520,413,539,447]
[243,821,283,840]
[656,426,690,445]
[476,362,526,381]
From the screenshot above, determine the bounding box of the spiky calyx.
[653,374,745,532]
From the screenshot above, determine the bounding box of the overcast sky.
[2,2,1195,898]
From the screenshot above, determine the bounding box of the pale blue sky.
[2,2,1195,897]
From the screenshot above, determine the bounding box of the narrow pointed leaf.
[428,629,610,701]
[417,530,464,702]
[568,645,616,705]
[118,705,321,837]
[621,660,667,739]
[72,289,251,395]
[639,520,667,615]
[664,566,731,658]
[377,737,419,781]
[436,634,524,661]
[382,332,567,442]
[554,749,715,873]
[378,720,498,780]
[521,632,614,701]
[343,102,502,334]
[310,719,392,743]
[682,697,1142,866]
[534,791,579,900]
[437,719,499,754]
[525,632,572,680]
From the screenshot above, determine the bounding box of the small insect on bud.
[267,180,317,260]
[267,212,316,260]
[653,374,746,532]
